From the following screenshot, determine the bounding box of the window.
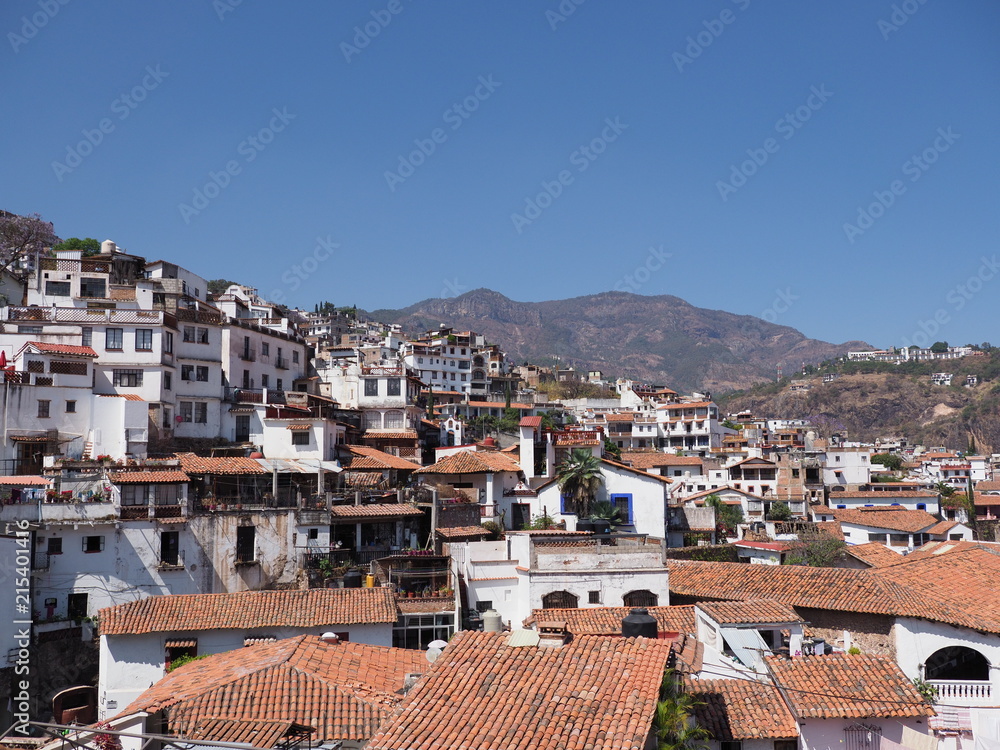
[67,593,89,620]
[292,350,299,364]
[45,280,70,296]
[308,528,319,540]
[261,373,269,388]
[81,327,92,346]
[292,430,310,446]
[181,365,194,380]
[164,331,173,353]
[163,407,171,428]
[120,485,146,506]
[161,531,180,566]
[165,640,197,671]
[868,533,887,543]
[113,369,143,387]
[47,537,62,555]
[79,277,106,298]
[588,590,601,604]
[475,601,493,613]
[197,327,209,344]
[261,342,269,356]
[236,526,256,563]
[183,326,195,342]
[385,411,404,429]
[623,590,659,607]
[65,400,76,413]
[611,494,632,524]
[83,535,105,553]
[720,743,743,750]
[774,741,798,750]
[889,533,910,547]
[179,401,193,422]
[17,325,42,334]
[106,328,123,350]
[196,366,209,382]
[195,402,208,423]
[164,372,172,390]
[37,399,50,418]
[387,378,401,396]
[542,591,579,609]
[365,379,378,397]
[135,329,153,350]
[276,378,282,390]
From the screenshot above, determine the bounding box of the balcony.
[239,348,257,362]
[930,680,992,704]
[275,356,289,370]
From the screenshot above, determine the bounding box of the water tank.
[482,609,503,633]
[342,570,363,588]
[364,574,376,588]
[576,518,596,534]
[591,519,611,536]
[101,239,117,255]
[622,608,658,639]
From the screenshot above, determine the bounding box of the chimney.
[537,621,571,648]
[403,672,423,693]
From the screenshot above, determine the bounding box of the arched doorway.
[924,646,990,681]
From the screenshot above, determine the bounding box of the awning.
[720,627,770,669]
[253,458,342,474]
[164,638,197,648]
[286,424,312,431]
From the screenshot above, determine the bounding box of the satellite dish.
[425,639,448,663]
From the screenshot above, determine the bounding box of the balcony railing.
[275,356,289,369]
[240,349,257,361]
[930,680,992,702]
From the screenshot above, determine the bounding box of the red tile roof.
[621,452,703,470]
[111,471,190,484]
[174,718,312,749]
[437,525,490,539]
[366,631,673,750]
[835,490,938,499]
[519,416,542,428]
[415,449,522,475]
[100,588,398,634]
[766,653,934,718]
[684,678,797,739]
[0,475,50,486]
[329,503,423,521]
[26,341,98,357]
[976,480,1000,491]
[99,393,146,401]
[345,445,422,471]
[120,635,426,744]
[696,599,802,625]
[175,453,267,475]
[826,506,939,533]
[524,605,697,636]
[842,542,904,568]
[364,430,418,440]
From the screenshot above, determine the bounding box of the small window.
[65,400,76,413]
[37,399,50,418]
[276,378,282,391]
[365,379,378,397]
[588,590,601,604]
[164,372,172,390]
[106,328,123,350]
[261,373,269,388]
[163,331,173,354]
[308,528,319,540]
[196,366,209,382]
[135,329,153,351]
[181,365,194,380]
[165,641,197,671]
[236,526,256,563]
[292,430,310,446]
[161,531,180,566]
[67,593,89,620]
[113,369,143,387]
[292,350,299,364]
[475,600,493,613]
[81,327,93,346]
[83,535,105,553]
[261,342,270,356]
[179,402,193,422]
[17,326,42,334]
[720,742,742,750]
[79,277,106,298]
[183,326,195,342]
[387,378,401,396]
[47,537,62,555]
[197,327,209,344]
[45,280,70,296]
[916,503,926,510]
[195,402,208,424]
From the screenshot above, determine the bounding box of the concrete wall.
[800,716,928,750]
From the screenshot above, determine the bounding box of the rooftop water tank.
[622,608,658,639]
[342,570,363,588]
[483,609,503,633]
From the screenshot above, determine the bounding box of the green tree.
[522,512,558,530]
[654,670,710,750]
[871,453,903,472]
[52,237,101,256]
[207,279,239,294]
[556,448,604,517]
[783,536,847,567]
[935,481,956,499]
[930,341,949,353]
[767,502,793,521]
[589,499,626,527]
[498,408,521,434]
[602,436,622,461]
[705,494,743,537]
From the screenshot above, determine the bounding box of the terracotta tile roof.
[974,491,1000,507]
[621,452,703,470]
[836,490,938,499]
[816,521,845,540]
[766,653,934,718]
[366,631,673,750]
[100,588,399,634]
[364,430,418,440]
[525,605,697,636]
[342,471,387,489]
[519,416,542,428]
[696,599,802,625]
[842,542,904,568]
[437,525,490,539]
[26,341,98,357]
[0,475,50,486]
[734,541,793,552]
[601,458,673,484]
[178,718,313,748]
[976,480,1000,491]
[825,506,939,533]
[175,453,267,475]
[902,540,1000,561]
[396,598,456,614]
[329,503,423,521]
[99,393,146,401]
[346,445,422,471]
[604,412,637,422]
[684,678,797,739]
[467,401,534,409]
[120,635,425,744]
[415,449,522,475]
[110,471,190,484]
[924,520,959,534]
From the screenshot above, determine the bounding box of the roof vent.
[537,621,570,648]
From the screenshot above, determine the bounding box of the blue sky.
[2,0,998,349]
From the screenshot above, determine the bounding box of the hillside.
[367,289,868,393]
[718,353,1000,453]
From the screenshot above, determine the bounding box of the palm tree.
[556,448,604,517]
[654,670,710,750]
[589,500,626,528]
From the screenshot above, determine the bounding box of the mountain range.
[367,289,870,393]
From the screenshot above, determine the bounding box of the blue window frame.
[916,503,926,510]
[610,493,633,524]
[560,494,575,515]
